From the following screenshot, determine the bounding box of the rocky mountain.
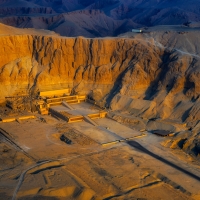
[1,0,200,37]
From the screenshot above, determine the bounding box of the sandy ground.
[0,102,200,200]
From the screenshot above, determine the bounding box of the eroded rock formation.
[0,34,161,97]
[0,30,200,127]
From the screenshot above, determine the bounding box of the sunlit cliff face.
[0,35,162,100]
[0,32,200,126]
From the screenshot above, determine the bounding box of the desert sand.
[0,103,200,200]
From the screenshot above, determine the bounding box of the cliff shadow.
[127,141,200,182]
[144,51,178,100]
[105,62,135,107]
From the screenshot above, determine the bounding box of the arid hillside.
[1,0,200,37]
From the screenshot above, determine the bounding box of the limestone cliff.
[0,34,163,97]
[0,32,199,127]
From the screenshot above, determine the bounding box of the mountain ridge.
[1,0,200,37]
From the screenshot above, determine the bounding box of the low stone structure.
[152,130,174,137]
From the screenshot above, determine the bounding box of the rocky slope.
[1,0,200,37]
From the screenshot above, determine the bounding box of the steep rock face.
[0,34,199,125]
[0,35,33,67]
[0,35,160,99]
[29,35,164,93]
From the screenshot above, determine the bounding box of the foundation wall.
[46,95,86,106]
[49,108,69,122]
[68,116,84,123]
[39,89,71,97]
[49,108,84,123]
[0,115,36,122]
[88,112,107,119]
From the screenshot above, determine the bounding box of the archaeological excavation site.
[0,21,200,200]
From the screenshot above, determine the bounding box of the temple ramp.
[62,101,74,110]
[83,116,98,126]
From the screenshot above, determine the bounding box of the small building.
[152,130,174,137]
[132,29,143,33]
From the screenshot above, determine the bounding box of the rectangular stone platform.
[39,89,71,97]
[0,115,36,123]
[49,103,107,124]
